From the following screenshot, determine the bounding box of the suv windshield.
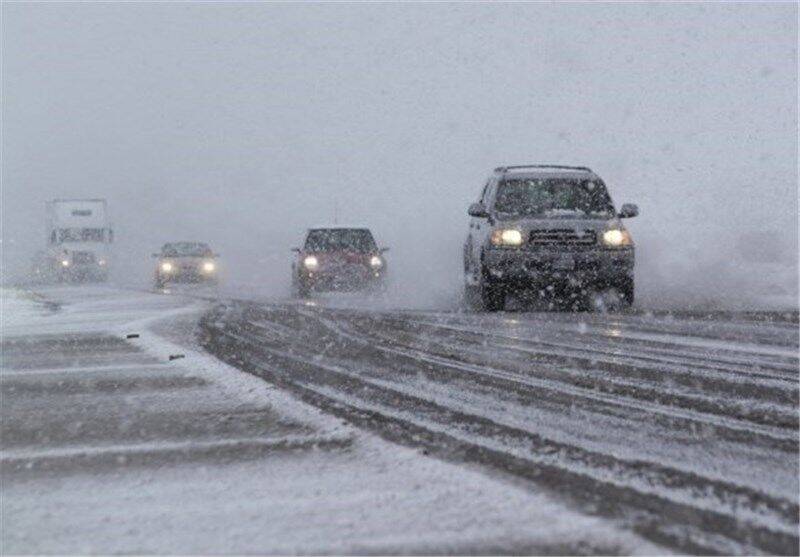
[305,229,377,253]
[162,242,213,257]
[494,178,615,218]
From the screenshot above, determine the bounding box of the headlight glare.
[202,261,215,272]
[303,255,319,270]
[61,259,70,267]
[603,229,631,247]
[161,262,173,273]
[491,229,524,246]
[370,256,383,268]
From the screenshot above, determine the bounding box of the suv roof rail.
[494,164,593,173]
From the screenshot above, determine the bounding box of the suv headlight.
[161,262,173,272]
[370,255,383,268]
[202,261,215,273]
[491,229,524,247]
[303,255,319,270]
[602,229,632,247]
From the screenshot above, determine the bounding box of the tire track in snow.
[199,301,799,555]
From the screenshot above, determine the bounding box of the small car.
[292,227,388,297]
[464,165,638,311]
[153,242,219,288]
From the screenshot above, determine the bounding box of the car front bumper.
[301,268,385,291]
[483,247,633,288]
[159,268,216,283]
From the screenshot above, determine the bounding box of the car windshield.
[494,178,615,218]
[305,229,377,253]
[162,242,212,257]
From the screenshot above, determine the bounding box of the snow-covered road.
[200,297,799,555]
[1,286,662,554]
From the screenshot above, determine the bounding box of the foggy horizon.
[3,2,797,309]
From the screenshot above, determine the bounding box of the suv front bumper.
[483,247,633,288]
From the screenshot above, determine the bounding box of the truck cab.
[45,199,113,283]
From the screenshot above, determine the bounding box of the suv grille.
[529,229,597,246]
[72,251,96,264]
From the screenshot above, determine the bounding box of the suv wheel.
[297,282,310,299]
[480,270,506,312]
[587,282,633,313]
[618,279,634,308]
[463,283,480,310]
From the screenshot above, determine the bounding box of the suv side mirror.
[618,203,639,218]
[151,253,160,258]
[291,248,301,253]
[379,247,390,254]
[468,203,489,218]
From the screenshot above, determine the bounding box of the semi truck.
[37,199,114,283]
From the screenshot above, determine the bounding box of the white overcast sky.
[2,2,797,307]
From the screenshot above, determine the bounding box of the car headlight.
[491,229,524,247]
[161,262,173,272]
[370,255,383,268]
[602,229,632,247]
[202,261,215,272]
[303,255,319,270]
[61,259,70,267]
[98,259,106,266]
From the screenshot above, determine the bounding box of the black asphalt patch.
[1,328,352,480]
[1,334,160,370]
[1,374,209,397]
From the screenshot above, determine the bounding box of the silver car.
[464,165,638,311]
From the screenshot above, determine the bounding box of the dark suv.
[464,165,638,311]
[292,227,388,297]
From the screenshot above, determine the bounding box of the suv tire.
[480,269,506,311]
[297,282,310,299]
[620,278,634,307]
